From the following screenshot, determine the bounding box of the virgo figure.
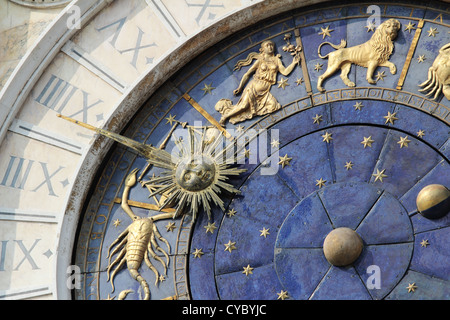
[216,40,299,126]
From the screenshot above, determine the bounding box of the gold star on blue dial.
[201,83,215,95]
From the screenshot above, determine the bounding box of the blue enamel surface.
[318,182,382,229]
[410,211,450,234]
[410,227,450,281]
[390,105,449,150]
[310,266,372,300]
[273,131,334,199]
[276,192,333,248]
[370,129,443,197]
[356,192,414,244]
[330,100,396,126]
[188,253,218,300]
[355,243,413,300]
[440,138,450,159]
[216,263,284,300]
[386,270,450,300]
[227,168,300,226]
[275,248,330,300]
[215,214,278,275]
[326,125,388,183]
[270,103,329,145]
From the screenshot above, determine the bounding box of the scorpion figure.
[106,168,174,300]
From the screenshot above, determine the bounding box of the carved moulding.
[8,0,71,8]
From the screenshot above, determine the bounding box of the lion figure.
[317,19,401,92]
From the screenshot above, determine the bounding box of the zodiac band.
[215,18,448,128]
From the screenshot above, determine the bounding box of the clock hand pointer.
[58,114,246,222]
[182,93,233,140]
[138,121,179,181]
[57,114,173,170]
[58,114,181,220]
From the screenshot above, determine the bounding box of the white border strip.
[0,207,58,224]
[145,0,186,39]
[9,119,85,155]
[61,40,128,93]
[0,285,52,300]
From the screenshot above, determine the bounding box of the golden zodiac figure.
[57,114,246,299]
[419,43,450,101]
[215,39,300,125]
[317,19,401,92]
[106,168,173,300]
[142,126,246,221]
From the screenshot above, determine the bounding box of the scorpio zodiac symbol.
[56,114,246,300]
[106,168,174,300]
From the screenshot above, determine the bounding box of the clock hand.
[57,114,173,170]
[113,198,176,214]
[138,121,180,181]
[182,93,233,140]
[58,114,246,222]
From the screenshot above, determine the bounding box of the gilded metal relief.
[60,114,246,299]
[140,125,246,221]
[419,43,450,101]
[215,39,300,125]
[317,19,401,92]
[106,169,172,300]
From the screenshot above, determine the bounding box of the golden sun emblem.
[141,126,246,220]
[57,114,246,221]
[58,114,246,300]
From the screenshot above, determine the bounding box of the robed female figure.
[216,40,299,126]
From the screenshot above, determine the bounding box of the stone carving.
[418,43,450,101]
[316,19,401,92]
[8,0,70,8]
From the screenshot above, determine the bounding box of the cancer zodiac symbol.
[418,43,450,101]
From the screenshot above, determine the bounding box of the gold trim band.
[397,19,424,90]
[182,93,233,140]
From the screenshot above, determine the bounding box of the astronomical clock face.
[4,0,448,301]
[72,1,450,301]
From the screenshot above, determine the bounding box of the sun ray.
[174,194,188,218]
[205,130,224,155]
[158,189,181,210]
[58,114,246,222]
[141,175,173,185]
[145,183,174,198]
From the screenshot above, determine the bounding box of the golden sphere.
[416,184,450,219]
[323,227,363,267]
